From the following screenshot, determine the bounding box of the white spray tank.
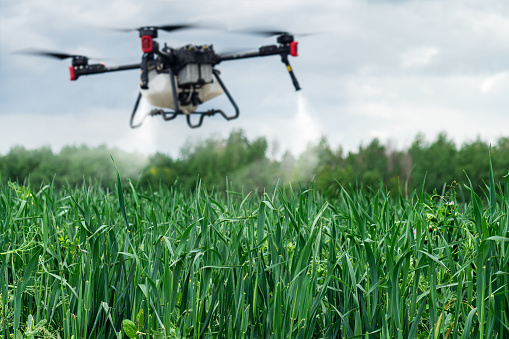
[140,64,224,114]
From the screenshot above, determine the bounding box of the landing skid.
[130,69,239,129]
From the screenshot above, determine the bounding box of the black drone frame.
[67,28,301,128]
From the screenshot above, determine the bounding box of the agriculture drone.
[19,24,302,128]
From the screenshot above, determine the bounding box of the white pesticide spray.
[283,92,323,181]
[130,96,157,155]
[292,92,321,155]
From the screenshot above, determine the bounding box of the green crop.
[0,165,508,338]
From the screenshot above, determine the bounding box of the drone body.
[139,43,225,117]
[21,25,302,128]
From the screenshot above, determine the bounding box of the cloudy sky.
[1,0,509,158]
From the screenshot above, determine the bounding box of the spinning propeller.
[117,24,201,33]
[14,49,87,60]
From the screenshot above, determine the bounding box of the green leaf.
[111,155,129,230]
[136,309,145,330]
[462,307,477,339]
[122,319,138,339]
[15,250,40,331]
[488,148,496,221]
[418,250,448,270]
[129,179,140,207]
[409,300,427,338]
[34,319,47,330]
[257,201,266,245]
[486,236,509,242]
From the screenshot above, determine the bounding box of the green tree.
[492,137,509,190]
[0,146,41,184]
[140,152,176,188]
[409,132,457,194]
[456,138,489,196]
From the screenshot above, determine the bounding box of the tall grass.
[0,167,508,338]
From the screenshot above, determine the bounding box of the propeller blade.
[157,24,198,32]
[12,48,83,60]
[112,20,225,34]
[108,27,136,33]
[241,29,290,37]
[233,28,316,38]
[158,19,225,32]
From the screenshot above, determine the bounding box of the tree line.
[1,129,508,198]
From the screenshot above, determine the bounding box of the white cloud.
[480,72,509,93]
[369,129,390,141]
[351,101,461,125]
[401,47,440,68]
[350,83,399,99]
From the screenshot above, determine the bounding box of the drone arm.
[217,45,284,62]
[70,63,141,80]
[139,54,150,89]
[217,44,301,91]
[280,54,301,91]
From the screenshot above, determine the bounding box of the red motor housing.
[69,66,76,81]
[290,41,298,57]
[141,35,153,53]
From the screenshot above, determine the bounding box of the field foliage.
[2,130,509,199]
[0,165,508,338]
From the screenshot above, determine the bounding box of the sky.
[1,0,509,159]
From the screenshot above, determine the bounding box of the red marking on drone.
[290,41,298,57]
[141,36,153,53]
[69,66,76,81]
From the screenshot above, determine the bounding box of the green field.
[1,166,508,338]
